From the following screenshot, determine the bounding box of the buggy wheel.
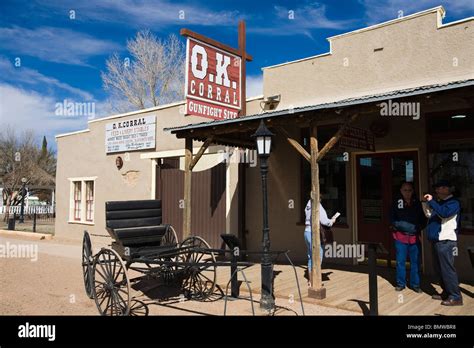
[82,231,94,299]
[161,225,178,247]
[92,248,131,316]
[157,225,179,283]
[129,299,149,316]
[180,236,217,300]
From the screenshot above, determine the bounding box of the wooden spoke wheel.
[92,248,131,316]
[82,231,94,299]
[157,225,179,284]
[129,299,149,316]
[161,225,178,247]
[180,236,217,301]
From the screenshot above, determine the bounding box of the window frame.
[85,181,94,222]
[68,177,97,225]
[73,181,82,221]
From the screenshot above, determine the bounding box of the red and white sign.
[185,38,241,120]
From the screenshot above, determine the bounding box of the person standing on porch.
[423,180,463,306]
[389,181,426,293]
[304,195,337,285]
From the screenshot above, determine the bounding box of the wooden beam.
[189,137,213,171]
[308,123,326,299]
[317,113,359,162]
[239,20,247,117]
[183,137,193,239]
[180,28,253,61]
[276,126,311,163]
[174,122,258,139]
[173,106,375,140]
[212,136,255,148]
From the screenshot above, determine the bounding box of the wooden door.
[356,151,419,263]
[156,158,226,248]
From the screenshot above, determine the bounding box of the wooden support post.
[238,20,246,117]
[183,137,193,239]
[308,123,326,299]
[276,126,311,163]
[317,113,359,162]
[189,137,213,171]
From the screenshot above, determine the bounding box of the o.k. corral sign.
[184,38,242,120]
[105,115,156,153]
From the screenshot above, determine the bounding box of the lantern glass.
[264,137,272,155]
[252,120,274,157]
[256,136,265,155]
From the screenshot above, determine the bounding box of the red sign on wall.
[185,38,241,120]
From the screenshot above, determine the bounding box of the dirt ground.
[0,235,358,316]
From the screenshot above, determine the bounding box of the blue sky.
[0,0,473,149]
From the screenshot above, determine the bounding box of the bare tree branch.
[102,30,185,113]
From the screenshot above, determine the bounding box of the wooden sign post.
[180,22,252,238]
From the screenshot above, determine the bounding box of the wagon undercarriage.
[81,199,304,316]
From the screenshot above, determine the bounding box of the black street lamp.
[19,177,27,223]
[252,120,275,311]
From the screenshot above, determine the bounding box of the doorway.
[156,157,226,248]
[356,151,419,264]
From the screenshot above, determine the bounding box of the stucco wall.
[263,9,474,109]
[55,98,263,241]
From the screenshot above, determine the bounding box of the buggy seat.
[105,200,175,258]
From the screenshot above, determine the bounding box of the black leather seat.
[114,225,170,245]
[105,200,173,252]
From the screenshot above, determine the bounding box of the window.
[73,181,81,221]
[428,150,474,231]
[301,127,348,225]
[426,109,474,233]
[69,178,96,224]
[85,181,94,222]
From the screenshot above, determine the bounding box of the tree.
[0,127,56,220]
[41,136,47,158]
[102,30,185,112]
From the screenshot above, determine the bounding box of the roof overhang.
[165,79,474,148]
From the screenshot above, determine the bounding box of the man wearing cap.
[423,180,463,306]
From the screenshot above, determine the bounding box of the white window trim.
[68,177,97,225]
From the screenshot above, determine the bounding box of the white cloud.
[36,0,245,28]
[0,57,93,100]
[361,0,474,25]
[246,75,263,98]
[0,26,121,66]
[0,57,108,147]
[249,2,358,37]
[0,83,90,146]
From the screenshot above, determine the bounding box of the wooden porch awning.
[165,79,474,147]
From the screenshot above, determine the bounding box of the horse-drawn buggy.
[82,199,304,316]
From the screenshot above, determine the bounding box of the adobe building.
[55,96,263,248]
[56,6,474,281]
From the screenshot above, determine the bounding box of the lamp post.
[19,177,27,223]
[252,120,275,311]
